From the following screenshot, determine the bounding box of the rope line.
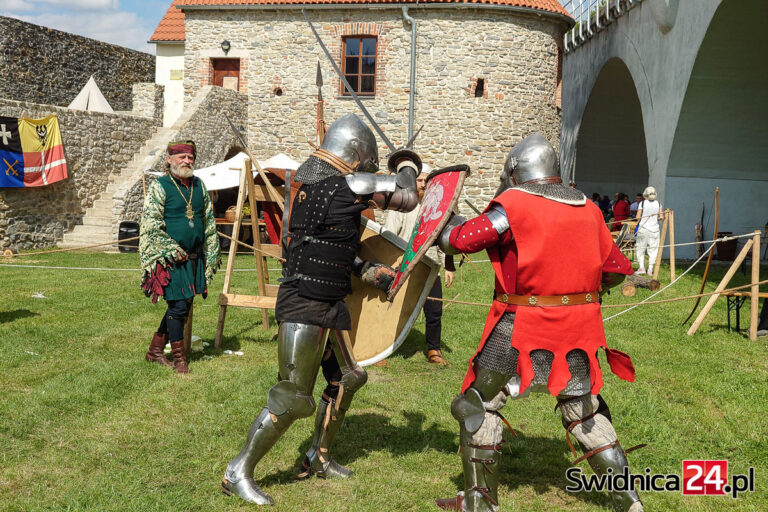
[425,278,767,312]
[602,240,716,322]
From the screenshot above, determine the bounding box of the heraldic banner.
[0,114,68,188]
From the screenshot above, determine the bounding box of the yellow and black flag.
[0,114,68,187]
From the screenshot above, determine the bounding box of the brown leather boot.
[146,333,172,367]
[170,341,189,374]
[427,349,448,366]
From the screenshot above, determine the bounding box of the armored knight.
[222,113,420,505]
[434,133,643,512]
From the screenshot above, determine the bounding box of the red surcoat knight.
[450,188,634,396]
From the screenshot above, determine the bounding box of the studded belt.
[494,291,599,307]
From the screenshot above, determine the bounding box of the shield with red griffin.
[387,164,470,301]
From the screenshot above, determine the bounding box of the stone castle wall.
[118,86,248,224]
[0,99,157,249]
[0,16,154,111]
[183,7,567,212]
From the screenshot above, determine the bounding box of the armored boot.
[585,443,644,512]
[302,397,353,478]
[559,394,643,512]
[145,332,172,367]
[169,341,189,374]
[222,408,290,505]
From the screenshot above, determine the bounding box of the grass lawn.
[0,250,765,511]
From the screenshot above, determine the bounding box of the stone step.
[59,234,115,250]
[93,199,114,210]
[83,216,113,227]
[70,224,113,236]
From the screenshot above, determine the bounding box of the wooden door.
[212,59,240,91]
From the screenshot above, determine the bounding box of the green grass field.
[0,250,765,511]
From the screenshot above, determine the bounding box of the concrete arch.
[560,29,655,189]
[573,57,649,199]
[665,0,768,243]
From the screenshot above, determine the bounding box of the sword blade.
[302,9,395,151]
[405,125,423,149]
[464,199,482,215]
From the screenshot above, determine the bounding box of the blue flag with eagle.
[0,114,68,187]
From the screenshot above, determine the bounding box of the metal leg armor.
[223,323,328,505]
[559,394,643,512]
[438,366,511,512]
[303,330,367,478]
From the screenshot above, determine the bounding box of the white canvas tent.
[68,76,114,113]
[193,152,300,191]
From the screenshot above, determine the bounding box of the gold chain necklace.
[168,174,195,228]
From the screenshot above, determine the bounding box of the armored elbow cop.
[346,148,421,211]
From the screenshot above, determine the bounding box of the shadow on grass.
[254,410,609,509]
[258,409,457,487]
[0,309,39,323]
[394,327,455,360]
[446,431,612,509]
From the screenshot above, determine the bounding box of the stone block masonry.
[0,16,154,111]
[0,99,157,250]
[183,7,567,213]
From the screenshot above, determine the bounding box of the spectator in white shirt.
[635,186,662,275]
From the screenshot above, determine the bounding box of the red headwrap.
[167,140,197,157]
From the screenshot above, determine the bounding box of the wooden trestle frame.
[214,158,285,348]
[687,230,763,341]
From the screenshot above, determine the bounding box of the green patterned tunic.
[139,174,221,301]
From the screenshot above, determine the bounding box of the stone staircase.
[59,125,174,250]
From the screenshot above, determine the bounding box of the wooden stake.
[246,158,270,330]
[652,209,669,280]
[215,158,252,348]
[668,210,676,281]
[687,239,754,336]
[750,230,761,341]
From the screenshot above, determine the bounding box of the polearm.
[223,114,284,210]
[302,8,396,152]
[316,61,326,145]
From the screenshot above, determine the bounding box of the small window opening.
[274,87,284,97]
[475,78,485,98]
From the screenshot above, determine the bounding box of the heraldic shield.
[386,165,470,302]
[346,218,439,366]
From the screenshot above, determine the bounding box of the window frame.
[340,35,378,97]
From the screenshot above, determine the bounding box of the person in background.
[384,165,456,365]
[634,186,662,275]
[139,140,221,374]
[591,192,601,206]
[629,193,643,216]
[611,192,630,231]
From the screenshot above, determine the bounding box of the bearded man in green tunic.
[139,140,221,373]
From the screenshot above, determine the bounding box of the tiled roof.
[150,1,185,42]
[175,0,570,18]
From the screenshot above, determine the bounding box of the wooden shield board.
[387,165,469,301]
[346,218,439,366]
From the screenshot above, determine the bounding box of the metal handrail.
[560,0,644,52]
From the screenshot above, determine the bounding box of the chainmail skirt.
[475,312,592,396]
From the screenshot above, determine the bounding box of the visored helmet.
[320,113,379,173]
[498,133,560,195]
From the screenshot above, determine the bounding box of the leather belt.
[494,291,599,307]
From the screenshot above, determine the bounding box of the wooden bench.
[720,291,768,332]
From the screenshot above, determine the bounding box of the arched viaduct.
[561,0,767,257]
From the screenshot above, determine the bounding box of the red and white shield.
[387,165,470,301]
